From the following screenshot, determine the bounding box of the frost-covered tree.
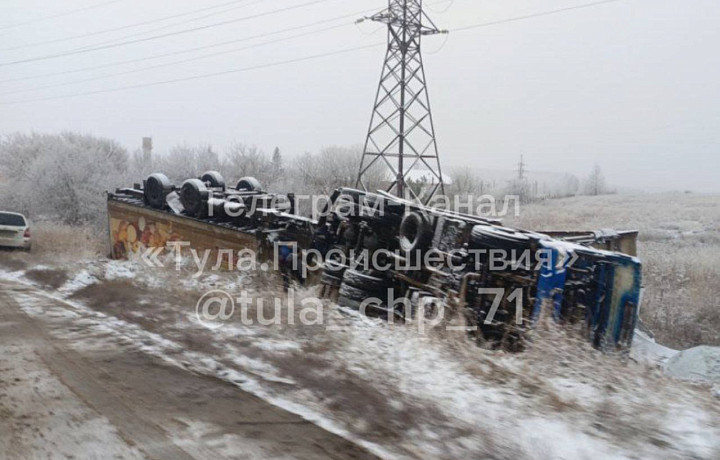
[448,168,483,197]
[441,168,491,212]
[544,173,580,198]
[150,144,219,183]
[195,145,220,176]
[0,132,129,225]
[224,143,272,185]
[560,173,580,197]
[288,145,382,216]
[291,145,387,196]
[505,178,533,204]
[583,164,607,196]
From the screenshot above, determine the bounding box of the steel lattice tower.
[356,0,446,203]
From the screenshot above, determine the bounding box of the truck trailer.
[108,171,642,351]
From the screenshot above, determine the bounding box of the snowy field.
[505,193,720,348]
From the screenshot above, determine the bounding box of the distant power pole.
[355,0,447,203]
[517,154,526,180]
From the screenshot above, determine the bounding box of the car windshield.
[0,213,26,227]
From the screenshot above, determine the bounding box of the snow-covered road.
[0,278,378,460]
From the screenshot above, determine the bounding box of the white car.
[0,212,31,251]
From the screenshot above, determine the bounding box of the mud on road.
[0,279,377,460]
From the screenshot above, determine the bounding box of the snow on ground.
[631,330,679,366]
[666,346,720,383]
[0,315,146,460]
[1,259,719,460]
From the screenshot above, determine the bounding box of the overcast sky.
[0,0,718,192]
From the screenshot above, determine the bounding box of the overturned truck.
[108,171,642,351]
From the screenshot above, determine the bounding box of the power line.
[0,0,124,32]
[71,0,266,52]
[0,5,379,84]
[453,0,625,32]
[0,0,338,67]
[0,22,351,96]
[426,0,455,14]
[0,0,259,52]
[0,43,383,105]
[0,0,620,103]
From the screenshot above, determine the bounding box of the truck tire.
[236,177,262,192]
[469,225,530,252]
[201,171,225,189]
[399,211,433,254]
[144,173,173,209]
[180,179,210,217]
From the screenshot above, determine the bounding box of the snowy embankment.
[632,329,720,386]
[1,258,719,460]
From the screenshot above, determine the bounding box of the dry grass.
[440,321,718,457]
[505,193,720,348]
[30,221,106,259]
[0,222,106,280]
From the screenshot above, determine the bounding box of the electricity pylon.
[355,0,447,203]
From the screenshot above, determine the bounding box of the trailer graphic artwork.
[108,171,643,352]
[108,195,269,266]
[110,215,180,259]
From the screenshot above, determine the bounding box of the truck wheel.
[144,173,173,209]
[468,226,534,270]
[469,225,531,251]
[399,211,433,254]
[236,177,262,192]
[201,171,225,189]
[180,179,210,217]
